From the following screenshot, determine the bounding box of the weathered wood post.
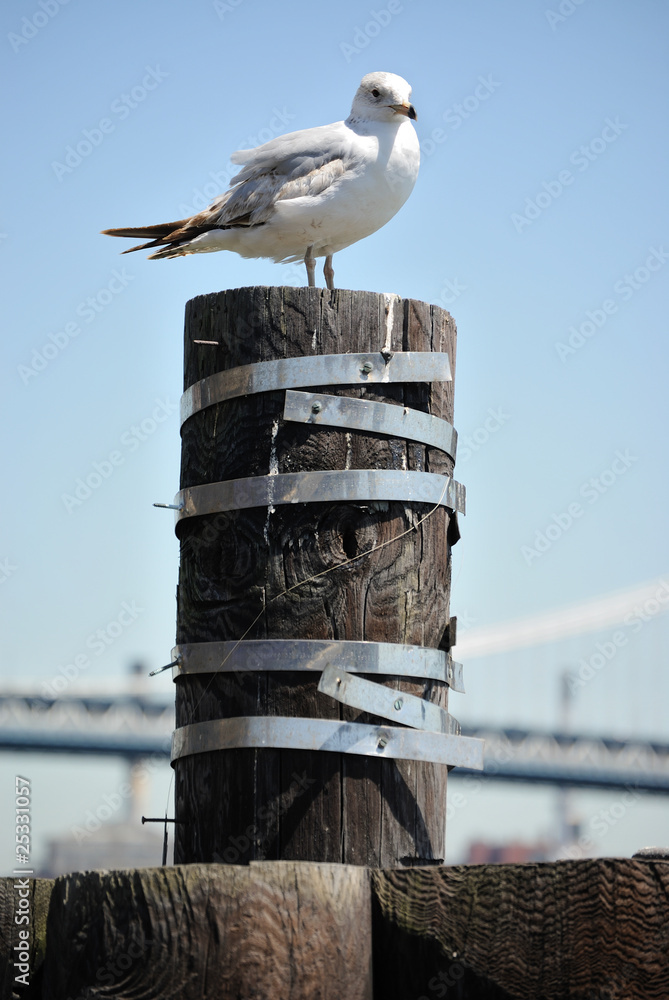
[171,286,482,867]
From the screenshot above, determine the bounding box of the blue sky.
[1,0,667,870]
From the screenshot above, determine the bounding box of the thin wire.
[161,772,175,864]
[186,475,453,718]
[165,771,174,814]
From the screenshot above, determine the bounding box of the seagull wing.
[199,121,353,228]
[104,121,355,256]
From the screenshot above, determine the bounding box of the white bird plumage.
[102,72,419,288]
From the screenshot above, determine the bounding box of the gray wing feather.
[201,121,352,227]
[229,120,349,175]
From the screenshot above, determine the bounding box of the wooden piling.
[39,863,373,1000]
[173,287,459,867]
[371,858,669,999]
[5,858,667,999]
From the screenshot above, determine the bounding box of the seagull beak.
[390,101,417,121]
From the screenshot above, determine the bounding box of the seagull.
[102,72,419,289]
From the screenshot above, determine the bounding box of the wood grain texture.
[372,859,669,1000]
[174,287,459,868]
[0,878,53,1000]
[41,862,372,1000]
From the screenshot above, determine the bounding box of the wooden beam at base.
[0,878,52,1000]
[3,858,666,999]
[372,858,669,1000]
[40,862,372,1000]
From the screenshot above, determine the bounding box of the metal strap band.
[181,352,452,426]
[171,639,465,693]
[171,716,485,769]
[318,665,460,734]
[174,471,466,522]
[283,391,457,459]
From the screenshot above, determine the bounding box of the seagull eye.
[371,88,380,98]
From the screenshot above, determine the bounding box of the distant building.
[40,820,166,877]
[464,839,554,864]
[39,699,170,876]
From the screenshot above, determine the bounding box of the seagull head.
[349,72,417,124]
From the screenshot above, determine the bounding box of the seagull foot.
[324,254,335,290]
[304,246,316,287]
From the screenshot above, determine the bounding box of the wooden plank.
[42,862,372,1000]
[372,858,669,999]
[0,877,53,1000]
[175,287,458,866]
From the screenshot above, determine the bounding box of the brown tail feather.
[119,237,184,254]
[103,219,227,258]
[101,221,187,239]
[147,245,190,260]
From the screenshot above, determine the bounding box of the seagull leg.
[323,255,335,290]
[304,246,316,287]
